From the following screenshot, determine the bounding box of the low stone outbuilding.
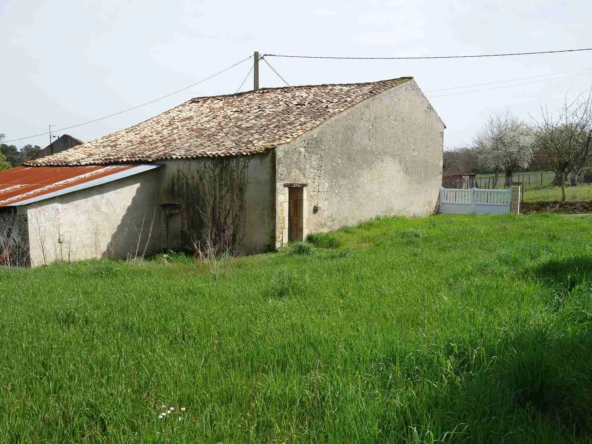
[0,77,444,266]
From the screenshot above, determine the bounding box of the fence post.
[510,185,521,214]
[471,188,476,213]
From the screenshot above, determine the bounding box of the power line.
[261,57,290,87]
[264,47,592,60]
[5,55,253,144]
[7,49,592,145]
[236,64,255,93]
[425,67,592,93]
[427,70,592,98]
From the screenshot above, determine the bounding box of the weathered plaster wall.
[24,153,275,266]
[26,170,162,267]
[275,80,444,245]
[159,152,276,254]
[242,152,276,253]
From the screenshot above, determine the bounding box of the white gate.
[439,188,511,215]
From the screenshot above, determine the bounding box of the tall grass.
[0,214,591,442]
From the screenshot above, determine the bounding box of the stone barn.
[0,77,444,267]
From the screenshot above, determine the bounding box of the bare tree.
[532,91,592,201]
[475,111,535,187]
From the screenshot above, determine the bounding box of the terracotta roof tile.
[28,77,411,166]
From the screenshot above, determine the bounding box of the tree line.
[444,91,592,201]
[0,134,42,170]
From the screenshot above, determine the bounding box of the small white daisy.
[181,407,186,412]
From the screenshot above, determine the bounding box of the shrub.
[306,232,342,249]
[293,241,314,255]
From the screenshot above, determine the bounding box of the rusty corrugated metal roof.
[27,77,413,166]
[0,165,160,207]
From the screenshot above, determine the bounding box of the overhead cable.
[261,57,290,86]
[264,47,592,60]
[427,70,592,98]
[5,55,253,144]
[236,64,255,93]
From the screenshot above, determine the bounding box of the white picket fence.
[439,188,511,215]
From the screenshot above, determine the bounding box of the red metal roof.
[0,165,140,207]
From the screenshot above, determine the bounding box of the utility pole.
[254,51,260,90]
[48,125,57,154]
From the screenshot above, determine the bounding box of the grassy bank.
[1,214,592,442]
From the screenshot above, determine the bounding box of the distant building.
[0,77,444,266]
[32,134,82,160]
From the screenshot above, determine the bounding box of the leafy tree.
[0,137,43,167]
[475,111,535,187]
[0,134,11,171]
[0,142,21,167]
[22,144,42,162]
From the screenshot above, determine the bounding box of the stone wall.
[275,79,444,246]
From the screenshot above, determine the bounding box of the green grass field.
[476,171,556,190]
[474,171,592,202]
[1,215,592,442]
[523,185,592,202]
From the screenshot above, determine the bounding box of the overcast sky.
[1,0,591,150]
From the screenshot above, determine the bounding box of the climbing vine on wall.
[167,157,251,258]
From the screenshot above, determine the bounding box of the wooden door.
[288,187,303,242]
